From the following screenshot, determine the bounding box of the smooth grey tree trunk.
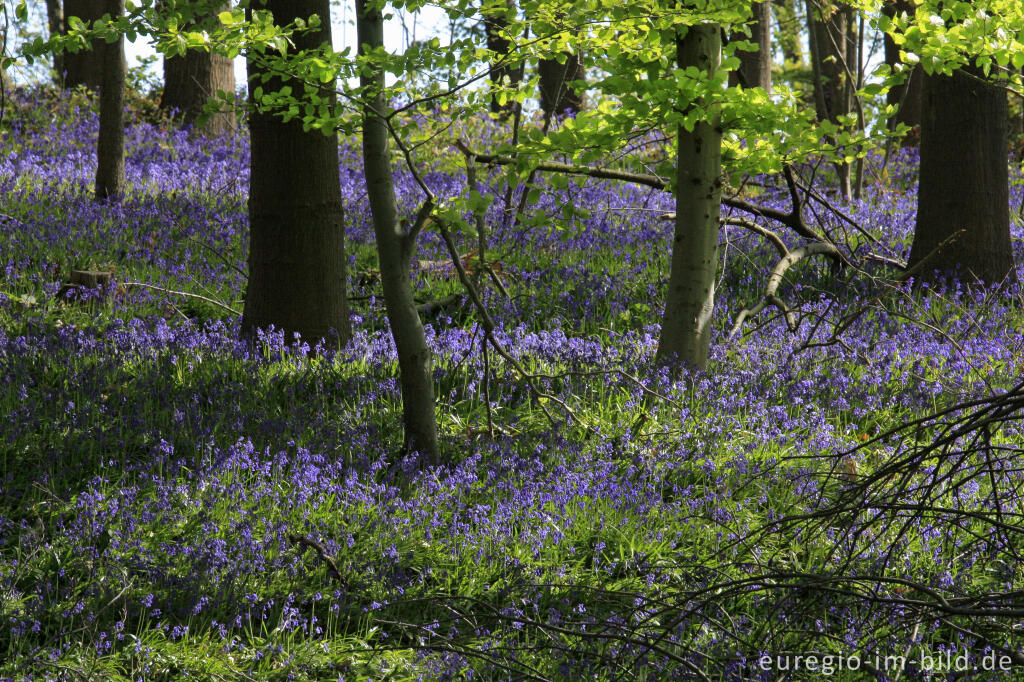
[161,3,236,137]
[356,0,440,462]
[242,0,351,346]
[94,0,125,200]
[908,68,1015,285]
[655,23,722,371]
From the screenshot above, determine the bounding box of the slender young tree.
[94,0,125,200]
[356,0,440,461]
[655,22,722,370]
[161,2,236,136]
[908,68,1015,285]
[772,0,803,66]
[242,0,351,346]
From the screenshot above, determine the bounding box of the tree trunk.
[909,68,1015,285]
[94,0,125,200]
[44,0,65,85]
[729,1,771,90]
[655,23,722,371]
[483,0,523,117]
[356,0,440,461]
[772,0,803,66]
[538,53,585,118]
[806,0,854,201]
[242,0,351,347]
[62,0,104,89]
[882,0,921,142]
[161,3,236,137]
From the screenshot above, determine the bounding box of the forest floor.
[2,88,1024,680]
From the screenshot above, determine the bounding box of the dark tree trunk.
[656,23,722,371]
[909,69,1015,285]
[538,53,585,118]
[882,0,921,141]
[242,0,351,347]
[483,0,523,116]
[161,4,236,137]
[806,0,855,200]
[44,0,65,84]
[772,0,803,66]
[729,1,771,90]
[356,0,440,461]
[94,0,125,200]
[62,0,104,89]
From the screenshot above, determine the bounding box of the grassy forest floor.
[2,88,1024,680]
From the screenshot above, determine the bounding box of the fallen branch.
[720,217,789,259]
[417,292,465,317]
[286,532,347,586]
[799,230,964,352]
[864,252,908,271]
[122,281,241,316]
[729,242,843,338]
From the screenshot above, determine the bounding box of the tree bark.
[805,0,855,200]
[909,68,1015,285]
[94,0,125,200]
[538,53,585,118]
[655,23,722,371]
[44,0,65,85]
[161,3,236,137]
[242,0,351,347]
[62,0,104,89]
[729,1,771,90]
[356,0,440,461]
[482,0,523,116]
[882,0,921,141]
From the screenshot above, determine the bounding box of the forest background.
[2,0,1024,679]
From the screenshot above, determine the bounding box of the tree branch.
[729,241,843,338]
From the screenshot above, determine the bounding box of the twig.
[122,281,241,315]
[188,236,247,280]
[433,216,580,429]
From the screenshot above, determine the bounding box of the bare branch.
[729,242,843,338]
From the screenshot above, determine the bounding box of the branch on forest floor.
[122,281,241,316]
[798,230,964,353]
[286,532,347,586]
[729,242,844,339]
